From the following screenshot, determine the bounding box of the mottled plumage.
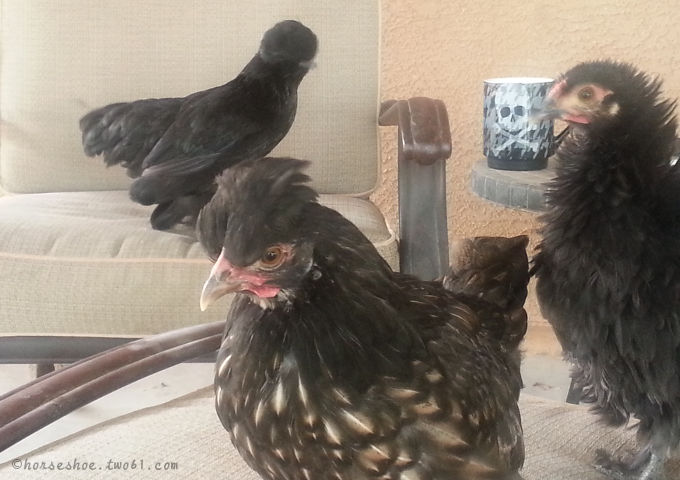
[443,235,529,370]
[80,20,317,230]
[533,60,680,480]
[444,236,530,313]
[198,157,528,480]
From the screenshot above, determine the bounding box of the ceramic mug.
[483,77,554,171]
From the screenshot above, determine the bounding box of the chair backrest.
[0,0,379,196]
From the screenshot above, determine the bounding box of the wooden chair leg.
[565,377,582,404]
[35,363,55,378]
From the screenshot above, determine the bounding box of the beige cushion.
[0,0,379,195]
[2,390,678,479]
[0,191,397,336]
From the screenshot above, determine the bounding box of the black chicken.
[198,157,528,480]
[444,236,530,313]
[533,60,680,480]
[80,20,317,230]
[444,235,530,372]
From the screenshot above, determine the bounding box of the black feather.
[199,157,529,480]
[80,20,317,230]
[534,60,680,476]
[444,236,529,311]
[443,235,529,367]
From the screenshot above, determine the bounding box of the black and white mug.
[483,77,554,171]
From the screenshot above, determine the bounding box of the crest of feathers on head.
[197,157,318,262]
[259,20,317,65]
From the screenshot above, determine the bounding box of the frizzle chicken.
[533,60,680,480]
[198,157,528,480]
[80,20,317,230]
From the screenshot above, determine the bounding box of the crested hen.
[198,157,528,480]
[80,20,316,230]
[534,60,680,480]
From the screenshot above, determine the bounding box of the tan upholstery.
[0,0,395,339]
[0,0,379,195]
[2,390,677,479]
[0,191,397,336]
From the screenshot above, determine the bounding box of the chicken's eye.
[259,246,286,269]
[578,87,594,101]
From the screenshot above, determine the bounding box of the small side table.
[470,158,557,212]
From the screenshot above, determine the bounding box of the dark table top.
[470,158,557,212]
[472,139,680,212]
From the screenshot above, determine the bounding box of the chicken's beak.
[533,79,566,122]
[534,98,564,122]
[200,249,243,311]
[536,98,594,125]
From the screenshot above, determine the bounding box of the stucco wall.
[373,0,680,354]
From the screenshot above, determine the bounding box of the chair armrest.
[0,322,224,452]
[379,97,452,280]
